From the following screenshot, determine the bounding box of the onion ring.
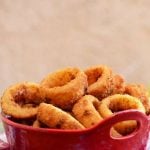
[85,65,124,100]
[110,128,122,138]
[33,119,41,128]
[125,84,150,114]
[37,103,85,130]
[111,74,125,95]
[1,82,46,119]
[72,95,103,128]
[98,94,145,135]
[41,67,87,110]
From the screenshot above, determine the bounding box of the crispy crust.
[1,82,46,119]
[72,95,103,128]
[41,68,88,110]
[37,103,85,130]
[85,65,125,100]
[98,94,145,135]
[111,74,125,95]
[125,84,150,114]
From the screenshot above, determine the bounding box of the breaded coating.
[1,82,46,119]
[85,65,125,100]
[37,103,85,130]
[98,94,145,135]
[41,67,88,110]
[72,95,103,128]
[125,84,150,114]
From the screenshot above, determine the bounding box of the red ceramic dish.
[0,110,149,150]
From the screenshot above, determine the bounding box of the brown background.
[0,0,150,94]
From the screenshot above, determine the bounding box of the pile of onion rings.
[1,65,149,136]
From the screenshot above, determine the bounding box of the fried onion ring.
[98,94,145,135]
[41,67,87,110]
[85,65,124,100]
[33,119,41,128]
[72,95,103,128]
[1,82,46,119]
[110,128,122,138]
[37,103,85,130]
[125,84,150,114]
[111,74,125,95]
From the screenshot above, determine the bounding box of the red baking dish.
[0,110,149,150]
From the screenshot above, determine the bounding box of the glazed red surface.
[0,110,149,150]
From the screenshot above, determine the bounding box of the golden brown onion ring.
[1,82,46,119]
[33,119,41,128]
[98,94,145,135]
[85,65,124,100]
[37,103,85,130]
[72,95,103,128]
[125,84,150,114]
[111,74,125,95]
[110,128,122,138]
[41,67,88,110]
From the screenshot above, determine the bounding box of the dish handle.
[93,110,149,147]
